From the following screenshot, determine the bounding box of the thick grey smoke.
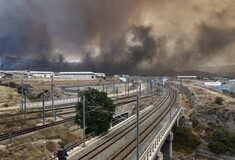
[0,0,235,74]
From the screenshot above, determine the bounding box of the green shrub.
[5,122,16,128]
[173,126,201,153]
[208,141,227,154]
[28,95,38,100]
[208,128,235,154]
[3,103,9,107]
[8,94,13,100]
[9,82,17,88]
[214,97,224,105]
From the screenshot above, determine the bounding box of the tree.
[74,89,115,135]
[214,97,224,105]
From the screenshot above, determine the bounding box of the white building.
[177,76,197,79]
[0,72,4,78]
[114,75,119,78]
[28,71,54,78]
[58,72,96,80]
[94,73,106,78]
[204,82,222,86]
[0,70,28,79]
[119,77,127,82]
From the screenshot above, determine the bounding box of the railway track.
[0,91,158,125]
[0,117,74,142]
[110,89,176,160]
[69,88,175,160]
[0,90,160,142]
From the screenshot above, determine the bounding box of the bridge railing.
[19,97,78,109]
[140,107,182,160]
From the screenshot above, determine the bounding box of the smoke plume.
[0,0,235,74]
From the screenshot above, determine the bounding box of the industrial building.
[28,71,54,78]
[0,70,28,79]
[94,73,106,78]
[0,70,107,80]
[58,72,96,80]
[204,82,222,86]
[177,76,197,79]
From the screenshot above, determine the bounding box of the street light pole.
[51,75,55,120]
[136,94,140,160]
[170,90,172,121]
[83,96,86,147]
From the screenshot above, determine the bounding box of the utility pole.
[24,96,27,121]
[116,87,118,105]
[116,87,119,113]
[170,89,172,121]
[8,130,12,144]
[136,94,140,160]
[128,79,130,95]
[42,90,45,125]
[51,75,55,120]
[150,80,153,93]
[82,96,86,147]
[21,79,24,111]
[113,83,115,96]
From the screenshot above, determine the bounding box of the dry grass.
[0,86,21,107]
[1,77,119,87]
[0,123,81,160]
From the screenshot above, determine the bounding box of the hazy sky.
[0,0,235,73]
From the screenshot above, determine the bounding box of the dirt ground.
[193,85,235,103]
[0,86,21,107]
[190,85,235,111]
[173,81,235,160]
[0,77,120,87]
[0,123,81,160]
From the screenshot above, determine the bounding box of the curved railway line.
[110,89,176,160]
[0,90,160,142]
[69,87,177,160]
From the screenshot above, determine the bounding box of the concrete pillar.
[154,151,163,160]
[161,131,173,159]
[176,117,180,127]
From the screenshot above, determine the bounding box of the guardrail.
[19,97,78,109]
[140,107,182,160]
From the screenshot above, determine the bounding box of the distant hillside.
[0,55,228,78]
[197,65,235,78]
[177,70,219,78]
[140,69,219,78]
